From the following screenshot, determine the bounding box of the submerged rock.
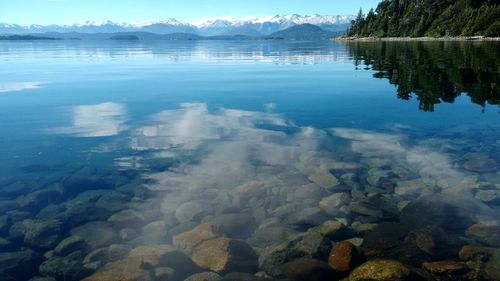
[465,222,500,247]
[0,238,17,252]
[318,192,350,216]
[328,241,360,273]
[206,213,257,239]
[107,209,145,228]
[348,202,383,219]
[17,188,63,211]
[28,277,57,281]
[192,237,258,274]
[308,170,340,190]
[175,201,214,223]
[347,259,413,281]
[10,219,61,250]
[154,267,175,280]
[221,272,271,281]
[0,181,29,197]
[39,252,92,281]
[231,181,268,207]
[463,155,496,172]
[70,221,117,248]
[128,244,199,279]
[83,244,198,281]
[458,245,493,261]
[173,223,221,255]
[140,220,167,244]
[284,207,330,228]
[484,249,500,281]
[281,258,336,281]
[0,249,42,280]
[0,200,17,214]
[53,236,88,256]
[81,257,152,281]
[422,261,468,277]
[83,244,130,266]
[185,272,222,281]
[258,220,347,277]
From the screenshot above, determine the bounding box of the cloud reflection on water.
[48,102,127,137]
[129,103,349,193]
[0,82,42,93]
[123,104,497,222]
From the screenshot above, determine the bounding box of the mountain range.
[0,14,355,36]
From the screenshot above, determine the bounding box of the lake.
[0,40,498,281]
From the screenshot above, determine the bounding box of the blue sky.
[1,0,381,25]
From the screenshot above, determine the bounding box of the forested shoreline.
[348,0,500,37]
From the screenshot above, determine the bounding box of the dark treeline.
[348,0,500,37]
[347,41,499,111]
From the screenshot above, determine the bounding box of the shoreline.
[335,36,500,42]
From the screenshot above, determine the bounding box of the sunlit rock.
[173,223,221,255]
[192,237,258,273]
[347,259,413,281]
[81,257,153,281]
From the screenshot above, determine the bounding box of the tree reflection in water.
[348,41,500,112]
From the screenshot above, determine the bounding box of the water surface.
[0,40,498,281]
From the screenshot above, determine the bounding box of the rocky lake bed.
[0,122,498,281]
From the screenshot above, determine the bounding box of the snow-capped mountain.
[0,14,355,36]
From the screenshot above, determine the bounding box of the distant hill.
[266,24,341,40]
[348,0,500,37]
[109,35,139,40]
[0,24,343,41]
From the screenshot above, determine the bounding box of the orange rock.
[328,241,357,272]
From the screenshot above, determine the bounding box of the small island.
[344,0,499,39]
[0,35,59,40]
